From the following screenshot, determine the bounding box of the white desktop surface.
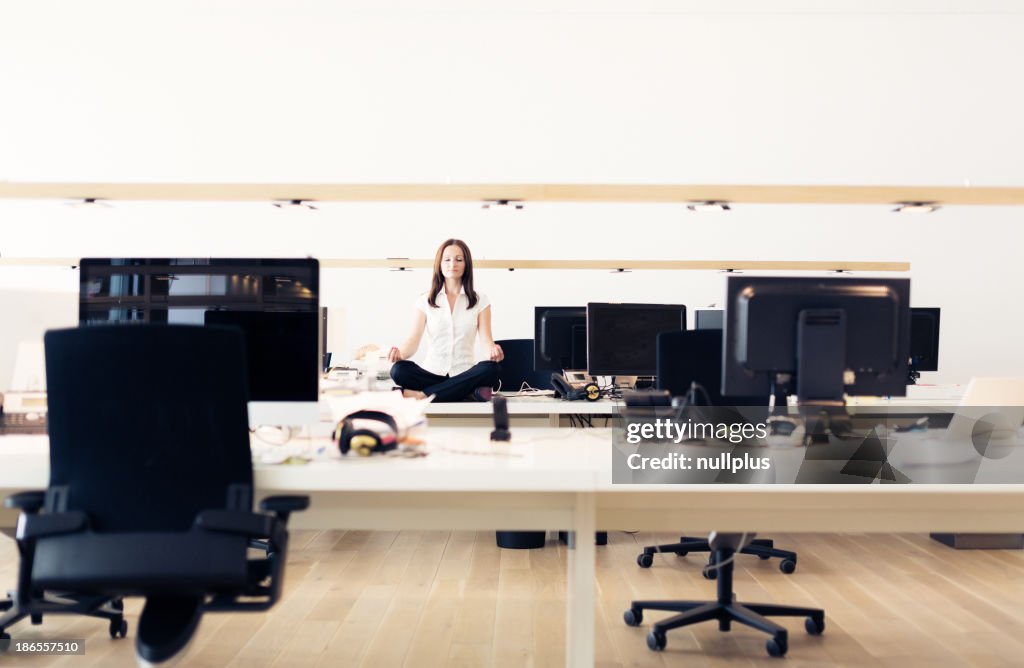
[4,427,1024,668]
[423,396,622,415]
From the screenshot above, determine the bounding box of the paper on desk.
[324,391,432,430]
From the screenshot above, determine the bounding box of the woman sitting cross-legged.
[388,238,503,402]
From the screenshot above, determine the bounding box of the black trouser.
[390,360,500,402]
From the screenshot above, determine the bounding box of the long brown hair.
[427,238,478,308]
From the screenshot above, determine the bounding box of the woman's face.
[440,245,466,280]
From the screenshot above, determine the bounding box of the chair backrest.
[44,325,253,533]
[656,330,767,407]
[495,339,553,392]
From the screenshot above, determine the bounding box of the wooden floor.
[3,531,1024,667]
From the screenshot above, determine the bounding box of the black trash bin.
[496,531,546,549]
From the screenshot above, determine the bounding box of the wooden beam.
[0,181,1022,205]
[0,258,911,272]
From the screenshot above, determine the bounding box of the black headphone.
[550,374,602,402]
[334,410,400,456]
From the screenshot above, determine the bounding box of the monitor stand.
[612,375,638,390]
[792,307,855,443]
[798,403,854,444]
[633,376,657,390]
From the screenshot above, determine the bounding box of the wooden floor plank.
[4,531,1024,667]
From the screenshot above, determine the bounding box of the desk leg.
[565,492,596,667]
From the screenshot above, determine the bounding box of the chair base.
[637,536,797,575]
[625,599,824,657]
[624,547,824,658]
[0,591,127,640]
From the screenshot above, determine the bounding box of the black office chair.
[625,532,824,657]
[0,325,309,664]
[494,338,552,393]
[646,330,797,576]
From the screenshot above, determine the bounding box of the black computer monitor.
[695,309,724,330]
[204,310,319,402]
[721,276,910,403]
[534,306,587,371]
[909,307,940,373]
[78,258,320,425]
[586,303,686,377]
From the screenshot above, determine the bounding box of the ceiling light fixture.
[481,199,524,210]
[272,199,318,211]
[687,200,731,212]
[893,201,940,214]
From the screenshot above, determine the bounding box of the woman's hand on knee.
[387,346,403,363]
[488,343,504,362]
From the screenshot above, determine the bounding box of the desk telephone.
[0,391,48,435]
[550,374,602,402]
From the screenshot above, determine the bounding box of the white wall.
[1,1,1022,387]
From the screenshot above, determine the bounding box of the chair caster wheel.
[110,618,128,639]
[780,559,797,574]
[647,630,666,651]
[623,608,642,626]
[637,553,654,568]
[702,563,718,580]
[112,598,124,611]
[767,636,788,657]
[758,553,771,560]
[805,615,825,635]
[676,550,688,557]
[31,613,42,624]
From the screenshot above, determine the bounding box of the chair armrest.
[195,510,276,539]
[18,511,88,541]
[259,495,310,525]
[5,490,46,513]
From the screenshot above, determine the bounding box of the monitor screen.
[534,306,587,371]
[909,307,940,372]
[722,276,910,401]
[695,309,724,330]
[79,258,320,421]
[586,303,686,376]
[205,311,318,402]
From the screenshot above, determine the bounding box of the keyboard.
[0,412,48,435]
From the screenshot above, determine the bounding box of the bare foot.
[402,389,427,400]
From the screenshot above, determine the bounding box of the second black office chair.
[626,532,824,657]
[648,329,797,577]
[1,325,309,664]
[494,338,553,393]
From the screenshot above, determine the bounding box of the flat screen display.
[78,258,319,403]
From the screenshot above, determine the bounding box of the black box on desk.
[930,533,1024,549]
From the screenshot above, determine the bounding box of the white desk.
[4,428,1024,667]
[423,396,622,427]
